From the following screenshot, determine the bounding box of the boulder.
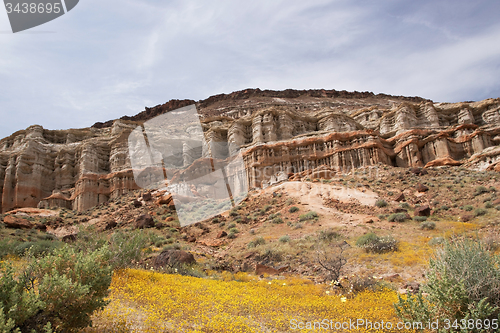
[255,263,279,276]
[216,230,227,238]
[3,215,33,229]
[394,193,405,202]
[135,214,155,229]
[133,199,143,208]
[416,183,429,192]
[460,214,473,222]
[142,192,152,201]
[414,205,431,217]
[104,218,117,230]
[157,193,173,206]
[153,249,196,267]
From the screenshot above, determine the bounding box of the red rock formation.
[1,89,500,212]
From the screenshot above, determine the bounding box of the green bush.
[375,199,387,208]
[356,232,379,247]
[399,202,410,209]
[259,205,272,215]
[356,233,398,253]
[475,208,488,217]
[299,211,319,221]
[72,228,149,269]
[271,217,284,224]
[475,185,489,196]
[247,237,266,248]
[279,235,290,243]
[318,229,341,242]
[464,205,474,211]
[13,240,62,258]
[428,237,445,246]
[485,201,493,209]
[229,227,239,234]
[289,206,299,213]
[420,221,436,230]
[388,213,409,222]
[364,236,398,253]
[395,238,500,331]
[0,244,112,332]
[413,216,427,222]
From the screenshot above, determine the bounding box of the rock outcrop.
[1,89,500,213]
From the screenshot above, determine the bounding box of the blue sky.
[1,0,500,139]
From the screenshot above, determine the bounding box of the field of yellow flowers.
[82,269,417,333]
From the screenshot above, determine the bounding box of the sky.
[1,0,500,139]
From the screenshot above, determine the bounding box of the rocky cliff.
[1,89,500,213]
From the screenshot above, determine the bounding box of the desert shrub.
[72,229,150,269]
[413,216,427,222]
[356,233,380,247]
[363,236,398,253]
[289,206,299,213]
[227,222,236,229]
[318,229,341,242]
[0,240,21,259]
[496,205,500,211]
[162,243,181,251]
[229,209,239,217]
[356,233,398,253]
[464,205,474,211]
[211,217,220,224]
[299,211,319,221]
[267,213,281,221]
[229,228,239,234]
[259,205,272,215]
[247,237,266,248]
[399,202,410,209]
[395,238,500,331]
[475,208,488,217]
[227,232,237,239]
[387,213,409,222]
[428,237,445,246]
[13,240,62,258]
[420,221,436,230]
[349,277,379,293]
[271,217,284,224]
[256,248,283,263]
[440,205,450,211]
[375,199,387,208]
[279,235,290,243]
[475,185,489,196]
[0,244,112,332]
[485,201,493,209]
[489,186,497,192]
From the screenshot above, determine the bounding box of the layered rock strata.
[1,89,500,212]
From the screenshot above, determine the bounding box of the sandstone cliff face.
[1,89,500,213]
